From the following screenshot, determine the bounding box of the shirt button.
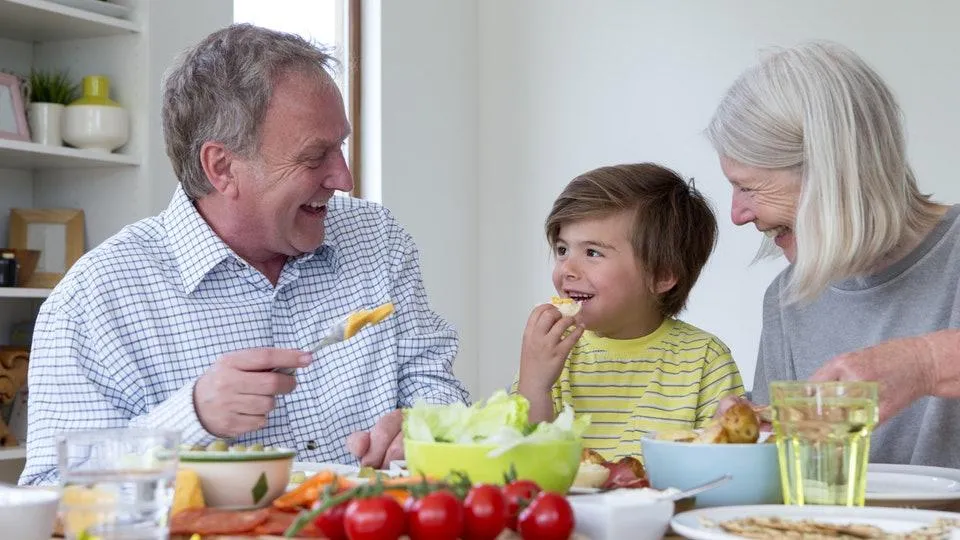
[306,440,318,450]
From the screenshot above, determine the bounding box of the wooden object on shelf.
[0,346,28,448]
[0,248,40,287]
[8,208,85,288]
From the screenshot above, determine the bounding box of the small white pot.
[63,104,129,152]
[27,103,64,146]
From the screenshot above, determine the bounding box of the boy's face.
[552,210,664,339]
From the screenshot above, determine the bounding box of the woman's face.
[720,156,803,263]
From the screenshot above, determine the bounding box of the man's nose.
[325,150,355,193]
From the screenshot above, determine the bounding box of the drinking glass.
[57,429,179,540]
[770,381,879,506]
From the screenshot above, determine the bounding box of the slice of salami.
[169,507,272,535]
[253,508,325,537]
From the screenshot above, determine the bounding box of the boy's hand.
[518,303,585,394]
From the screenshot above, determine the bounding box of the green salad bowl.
[404,438,582,493]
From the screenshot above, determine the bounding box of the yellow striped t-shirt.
[547,318,744,462]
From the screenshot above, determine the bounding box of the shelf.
[0,0,138,41]
[0,447,25,461]
[0,138,139,169]
[0,288,51,298]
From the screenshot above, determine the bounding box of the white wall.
[375,0,480,398]
[377,0,960,400]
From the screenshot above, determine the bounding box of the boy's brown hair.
[545,163,718,318]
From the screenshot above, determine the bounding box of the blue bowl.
[640,434,782,507]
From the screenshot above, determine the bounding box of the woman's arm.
[810,328,960,423]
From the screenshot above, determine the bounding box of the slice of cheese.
[171,468,205,516]
[550,296,582,317]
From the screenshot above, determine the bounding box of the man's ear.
[199,141,240,198]
[651,273,678,295]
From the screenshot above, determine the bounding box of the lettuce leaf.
[403,391,590,456]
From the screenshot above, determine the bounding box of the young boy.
[516,163,745,461]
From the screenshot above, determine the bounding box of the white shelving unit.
[0,0,139,41]
[0,0,232,485]
[0,446,26,461]
[0,138,140,169]
[0,288,51,299]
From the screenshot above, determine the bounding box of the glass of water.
[770,381,879,506]
[57,429,180,540]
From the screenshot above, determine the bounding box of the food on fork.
[551,296,582,317]
[343,302,395,340]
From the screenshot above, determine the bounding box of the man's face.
[233,70,354,258]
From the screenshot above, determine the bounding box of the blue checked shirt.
[20,187,469,485]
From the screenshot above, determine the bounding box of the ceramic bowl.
[404,438,581,493]
[0,484,60,540]
[63,105,129,152]
[568,491,675,540]
[640,432,782,507]
[177,447,295,509]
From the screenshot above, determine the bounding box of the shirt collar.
[163,186,340,294]
[164,186,236,295]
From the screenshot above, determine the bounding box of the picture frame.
[8,208,85,288]
[0,73,29,142]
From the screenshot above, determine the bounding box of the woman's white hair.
[706,40,937,303]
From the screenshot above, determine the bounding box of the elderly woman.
[706,41,960,468]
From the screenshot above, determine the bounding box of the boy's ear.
[651,274,678,295]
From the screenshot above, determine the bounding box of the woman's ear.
[199,141,240,198]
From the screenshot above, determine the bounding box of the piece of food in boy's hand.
[550,296,582,317]
[719,401,761,443]
[573,461,610,489]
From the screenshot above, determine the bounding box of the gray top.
[753,204,960,467]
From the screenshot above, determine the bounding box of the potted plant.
[25,69,80,146]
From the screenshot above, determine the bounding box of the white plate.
[671,504,960,540]
[45,0,131,19]
[866,463,960,507]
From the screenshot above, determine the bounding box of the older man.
[20,24,469,485]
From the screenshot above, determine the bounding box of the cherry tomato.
[462,484,507,540]
[405,490,463,540]
[502,479,541,530]
[517,491,575,540]
[343,495,406,540]
[312,499,349,540]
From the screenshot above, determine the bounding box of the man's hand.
[194,348,311,437]
[517,304,584,396]
[346,410,403,468]
[810,335,936,423]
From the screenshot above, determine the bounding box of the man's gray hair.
[706,40,937,302]
[161,23,340,200]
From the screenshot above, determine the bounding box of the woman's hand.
[810,335,938,423]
